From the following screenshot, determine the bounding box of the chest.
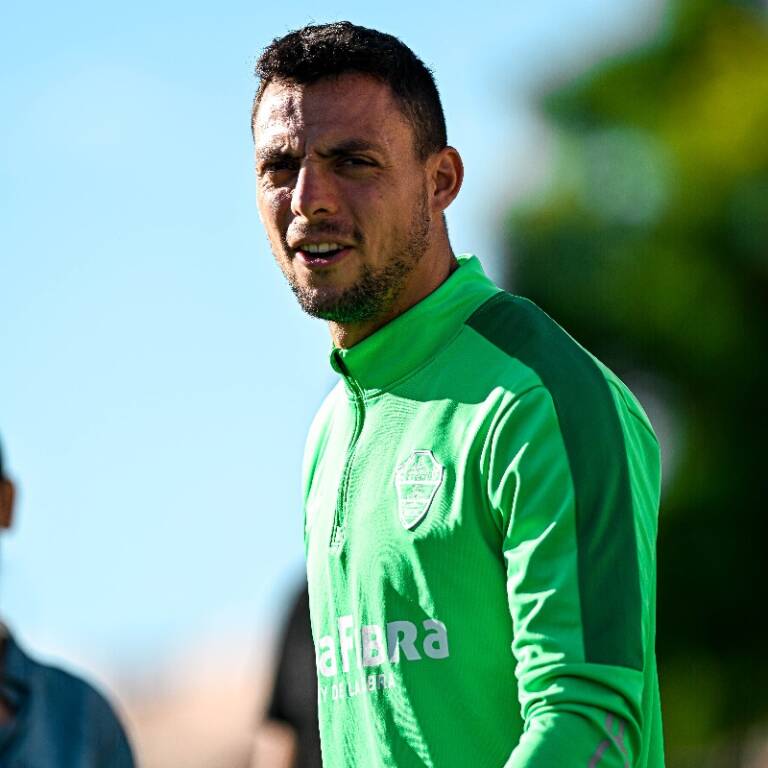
[305,394,501,588]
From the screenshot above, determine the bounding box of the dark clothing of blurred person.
[0,440,135,767]
[0,629,134,766]
[256,584,321,768]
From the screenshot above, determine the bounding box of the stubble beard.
[279,194,431,324]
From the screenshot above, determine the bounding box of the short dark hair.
[252,22,447,160]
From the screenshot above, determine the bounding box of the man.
[251,21,663,767]
[0,439,135,766]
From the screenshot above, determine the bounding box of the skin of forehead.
[253,74,416,161]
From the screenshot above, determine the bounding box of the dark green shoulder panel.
[466,292,642,670]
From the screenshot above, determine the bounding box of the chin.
[292,284,344,317]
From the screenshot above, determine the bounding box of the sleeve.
[483,383,660,767]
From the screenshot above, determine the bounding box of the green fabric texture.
[303,255,664,767]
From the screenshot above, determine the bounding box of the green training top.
[303,255,663,767]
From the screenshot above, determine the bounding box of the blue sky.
[0,0,663,675]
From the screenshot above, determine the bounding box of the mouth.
[292,241,353,268]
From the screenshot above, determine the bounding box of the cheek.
[345,185,390,230]
[257,189,291,232]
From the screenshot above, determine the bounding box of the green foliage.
[507,0,768,760]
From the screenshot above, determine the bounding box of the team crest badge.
[395,450,444,530]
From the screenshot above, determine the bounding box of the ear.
[0,479,15,531]
[427,146,464,214]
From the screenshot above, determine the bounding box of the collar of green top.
[329,254,501,392]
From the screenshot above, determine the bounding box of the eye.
[258,157,300,176]
[339,156,376,168]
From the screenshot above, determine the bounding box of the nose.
[291,161,338,220]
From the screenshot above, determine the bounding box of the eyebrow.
[316,139,385,158]
[254,146,294,164]
[255,138,385,164]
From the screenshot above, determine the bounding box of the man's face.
[253,74,432,324]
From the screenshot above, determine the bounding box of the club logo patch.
[395,450,444,530]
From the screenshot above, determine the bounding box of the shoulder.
[307,381,345,438]
[303,381,345,465]
[466,292,656,439]
[302,381,346,501]
[31,657,113,712]
[18,647,134,761]
[464,293,660,522]
[464,291,597,385]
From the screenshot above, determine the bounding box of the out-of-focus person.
[0,437,135,766]
[253,583,321,768]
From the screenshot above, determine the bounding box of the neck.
[329,248,459,350]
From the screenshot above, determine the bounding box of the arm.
[485,384,660,767]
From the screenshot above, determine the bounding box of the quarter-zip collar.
[330,255,501,393]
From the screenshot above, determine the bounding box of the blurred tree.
[506,0,768,761]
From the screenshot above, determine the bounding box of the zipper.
[330,351,366,553]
